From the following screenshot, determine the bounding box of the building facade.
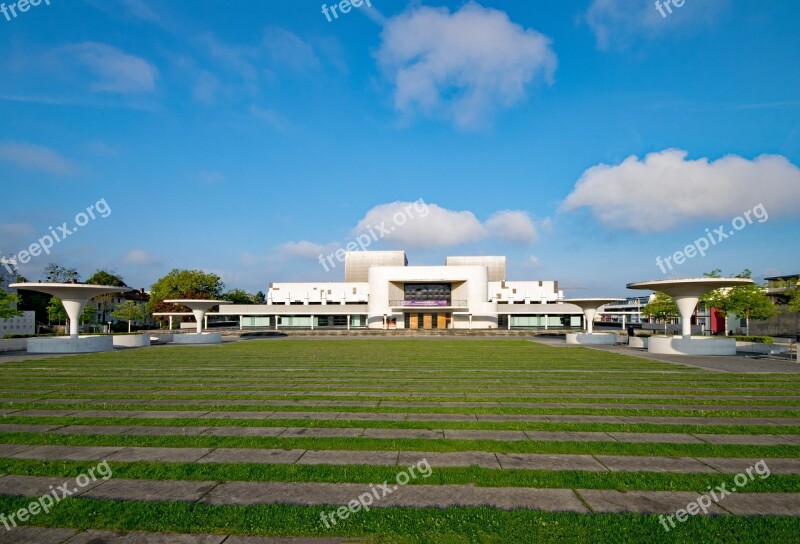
[0,257,35,336]
[218,251,584,331]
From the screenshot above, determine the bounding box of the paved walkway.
[1,475,798,516]
[1,526,365,543]
[2,444,799,473]
[6,396,799,411]
[1,423,799,445]
[6,408,800,426]
[529,339,800,374]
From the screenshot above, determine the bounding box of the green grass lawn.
[1,339,799,543]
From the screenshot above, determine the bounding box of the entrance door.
[437,313,447,329]
[408,314,419,330]
[423,314,433,329]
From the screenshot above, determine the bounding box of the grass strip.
[0,497,799,543]
[1,431,799,457]
[1,458,798,493]
[3,415,800,435]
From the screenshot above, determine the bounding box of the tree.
[641,292,678,335]
[222,289,257,304]
[789,287,800,314]
[15,275,50,324]
[111,300,145,333]
[147,269,224,324]
[701,270,775,335]
[726,284,778,336]
[43,263,80,283]
[255,291,266,304]
[86,269,127,323]
[773,277,800,314]
[86,270,127,287]
[0,290,21,319]
[47,297,96,330]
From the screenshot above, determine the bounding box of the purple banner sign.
[403,300,448,307]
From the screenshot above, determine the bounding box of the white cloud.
[123,249,159,266]
[354,201,538,248]
[527,255,542,269]
[584,0,728,50]
[562,149,800,232]
[276,241,338,259]
[0,142,76,176]
[250,105,292,131]
[376,2,556,129]
[485,210,538,244]
[61,42,158,94]
[261,28,321,74]
[120,0,161,23]
[198,170,224,184]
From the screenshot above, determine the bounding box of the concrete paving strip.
[281,428,364,438]
[696,457,800,474]
[3,443,800,472]
[720,493,800,515]
[28,397,794,411]
[296,450,400,466]
[5,476,799,517]
[12,445,125,461]
[9,408,800,426]
[8,422,787,445]
[106,447,214,463]
[363,428,444,439]
[199,448,306,464]
[398,451,500,469]
[577,489,729,514]
[81,479,218,502]
[693,433,798,445]
[594,455,717,474]
[497,453,607,472]
[0,474,106,498]
[444,430,527,441]
[0,526,79,544]
[200,481,588,512]
[126,426,214,436]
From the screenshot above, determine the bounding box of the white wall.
[0,311,36,336]
[489,281,559,304]
[267,282,369,305]
[367,265,498,329]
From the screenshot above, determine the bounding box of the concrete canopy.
[10,283,131,338]
[163,300,231,334]
[626,278,753,338]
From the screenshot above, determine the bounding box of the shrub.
[733,335,774,344]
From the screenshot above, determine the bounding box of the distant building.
[0,258,35,336]
[218,251,584,330]
[87,288,154,331]
[752,273,800,338]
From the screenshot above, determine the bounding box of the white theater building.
[217,251,584,331]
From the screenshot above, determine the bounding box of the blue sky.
[1,0,799,296]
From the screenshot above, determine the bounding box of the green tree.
[15,275,50,324]
[255,291,266,304]
[222,288,257,304]
[43,263,80,283]
[0,290,21,319]
[47,298,96,330]
[86,269,126,287]
[773,277,800,313]
[789,288,800,313]
[727,284,778,336]
[701,270,775,335]
[86,269,127,323]
[641,292,678,335]
[147,269,224,325]
[111,300,145,333]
